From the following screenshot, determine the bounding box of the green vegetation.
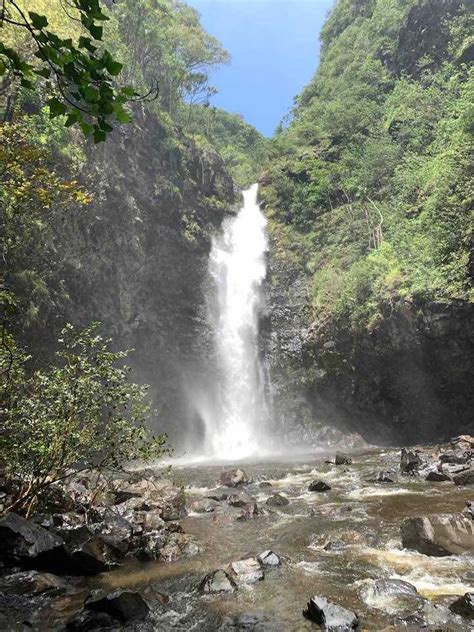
[260,0,473,332]
[1,323,166,516]
[1,0,142,141]
[185,105,269,187]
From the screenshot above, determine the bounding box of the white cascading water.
[206,183,269,459]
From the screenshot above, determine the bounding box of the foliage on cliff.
[260,0,473,332]
[184,106,269,187]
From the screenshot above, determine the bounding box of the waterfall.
[206,183,269,459]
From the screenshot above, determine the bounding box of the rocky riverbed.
[1,430,473,630]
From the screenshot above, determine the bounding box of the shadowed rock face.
[29,108,236,447]
[265,260,474,444]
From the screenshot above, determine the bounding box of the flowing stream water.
[205,183,269,459]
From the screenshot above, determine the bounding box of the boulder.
[229,558,264,584]
[227,491,253,508]
[440,451,469,464]
[335,453,352,465]
[449,592,474,619]
[85,589,149,623]
[219,469,249,488]
[89,510,133,554]
[159,532,203,562]
[308,480,331,492]
[451,435,474,451]
[159,487,187,521]
[400,448,422,473]
[453,467,474,486]
[303,595,359,629]
[257,550,281,566]
[236,501,259,521]
[0,570,69,596]
[61,526,122,574]
[425,470,451,482]
[0,512,66,571]
[360,578,423,616]
[265,493,289,507]
[463,500,474,520]
[199,569,237,594]
[401,513,474,556]
[373,471,395,483]
[189,499,218,513]
[65,610,119,631]
[259,482,273,489]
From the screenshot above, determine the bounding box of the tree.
[0,323,167,517]
[0,0,146,141]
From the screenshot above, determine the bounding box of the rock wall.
[265,255,474,445]
[61,108,236,446]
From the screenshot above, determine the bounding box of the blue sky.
[189,0,335,136]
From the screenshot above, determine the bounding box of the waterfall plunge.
[206,183,269,459]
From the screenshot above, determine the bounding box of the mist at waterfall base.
[188,184,272,462]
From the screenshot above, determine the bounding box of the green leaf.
[80,122,93,136]
[28,12,48,29]
[115,109,132,124]
[34,67,51,79]
[93,128,107,143]
[106,60,123,76]
[89,24,103,41]
[47,97,67,118]
[20,78,34,89]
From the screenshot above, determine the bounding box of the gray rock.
[401,513,474,556]
[463,500,474,519]
[425,470,451,482]
[335,453,352,465]
[308,480,331,492]
[227,491,253,508]
[265,493,289,507]
[199,569,237,594]
[440,451,469,465]
[61,525,122,574]
[400,448,422,473]
[453,467,474,486]
[449,592,474,619]
[303,595,359,629]
[257,550,281,566]
[229,558,264,584]
[236,501,259,521]
[220,469,249,488]
[190,498,219,513]
[85,589,149,623]
[258,482,273,489]
[0,570,69,596]
[0,512,66,571]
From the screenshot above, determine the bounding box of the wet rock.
[190,498,219,513]
[400,448,422,473]
[159,487,187,521]
[463,500,474,519]
[220,469,249,488]
[308,480,331,492]
[0,512,66,571]
[218,612,280,630]
[85,589,149,623]
[199,569,237,594]
[257,550,281,566]
[360,578,424,616]
[227,491,254,508]
[335,453,352,465]
[159,532,203,562]
[0,570,69,596]
[229,558,264,584]
[133,508,166,532]
[61,525,122,574]
[52,512,86,530]
[132,528,166,560]
[89,509,133,555]
[440,451,469,465]
[112,490,142,505]
[451,435,474,451]
[303,595,359,629]
[65,609,119,631]
[258,482,273,489]
[265,493,289,507]
[425,470,451,482]
[373,471,395,483]
[449,592,474,619]
[207,488,230,501]
[453,467,474,486]
[236,501,259,521]
[401,513,474,556]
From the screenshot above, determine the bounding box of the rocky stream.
[1,429,473,631]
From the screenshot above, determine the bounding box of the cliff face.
[261,0,473,445]
[61,109,236,444]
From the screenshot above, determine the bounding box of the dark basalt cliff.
[60,109,236,443]
[265,247,474,445]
